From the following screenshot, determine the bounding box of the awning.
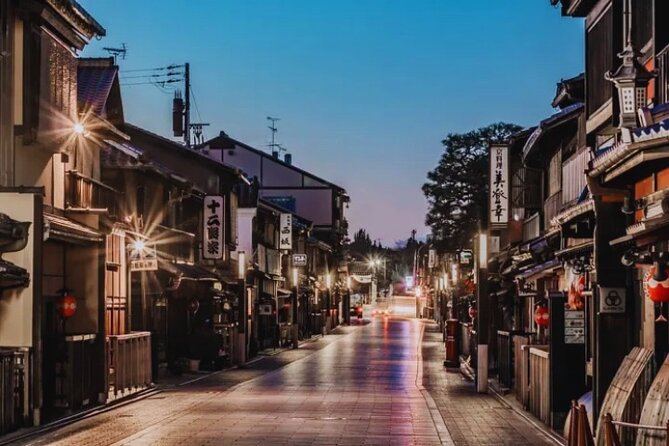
[162,262,220,282]
[44,213,103,244]
[277,288,292,297]
[610,215,669,248]
[555,241,594,259]
[551,199,594,227]
[516,258,562,280]
[0,259,30,292]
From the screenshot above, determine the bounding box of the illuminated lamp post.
[291,266,299,349]
[238,251,247,364]
[476,232,489,393]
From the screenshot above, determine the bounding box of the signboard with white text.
[292,253,307,267]
[279,213,292,250]
[203,195,225,260]
[428,249,436,268]
[489,145,509,227]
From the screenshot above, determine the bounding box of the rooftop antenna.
[267,116,281,154]
[102,43,127,64]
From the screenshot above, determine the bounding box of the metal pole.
[184,62,190,147]
[238,278,247,365]
[292,284,298,348]
[476,235,489,393]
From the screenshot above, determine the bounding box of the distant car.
[350,304,363,318]
[372,303,392,317]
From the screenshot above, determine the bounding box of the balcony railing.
[107,332,152,400]
[66,170,119,216]
[658,43,669,106]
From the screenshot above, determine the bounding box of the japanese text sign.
[280,213,292,250]
[203,195,225,260]
[489,145,509,227]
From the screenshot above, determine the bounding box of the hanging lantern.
[534,305,549,327]
[468,305,477,320]
[568,275,586,310]
[56,288,77,318]
[644,263,669,303]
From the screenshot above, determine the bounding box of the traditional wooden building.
[0,0,108,432]
[551,0,669,441]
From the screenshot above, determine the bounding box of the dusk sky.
[78,1,584,245]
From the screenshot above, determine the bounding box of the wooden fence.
[0,349,27,435]
[529,346,550,424]
[107,332,152,399]
[514,335,533,406]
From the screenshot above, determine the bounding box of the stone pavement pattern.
[421,320,555,446]
[17,297,556,446]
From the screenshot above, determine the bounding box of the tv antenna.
[102,43,127,64]
[267,116,281,154]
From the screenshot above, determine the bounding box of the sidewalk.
[420,321,559,446]
[4,326,357,446]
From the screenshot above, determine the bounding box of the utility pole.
[184,63,190,147]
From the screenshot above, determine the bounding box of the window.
[548,150,562,197]
[42,32,77,118]
[586,6,613,116]
[105,232,126,336]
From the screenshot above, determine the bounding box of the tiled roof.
[78,65,118,116]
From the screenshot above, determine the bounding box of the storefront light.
[325,273,332,289]
[292,267,299,286]
[238,251,246,279]
[479,233,488,269]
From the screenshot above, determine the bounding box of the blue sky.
[79,0,584,245]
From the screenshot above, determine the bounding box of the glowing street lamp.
[132,239,146,253]
[73,122,85,135]
[238,251,246,279]
[478,233,488,269]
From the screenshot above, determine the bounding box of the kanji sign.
[130,259,158,272]
[279,213,292,250]
[489,145,509,227]
[428,249,436,268]
[292,254,307,267]
[203,195,224,260]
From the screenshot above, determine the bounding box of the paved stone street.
[16,297,556,446]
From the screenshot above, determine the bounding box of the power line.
[120,64,184,73]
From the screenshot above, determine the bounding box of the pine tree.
[422,122,522,250]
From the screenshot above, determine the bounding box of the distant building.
[201,133,349,250]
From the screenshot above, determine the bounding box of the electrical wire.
[120,64,184,73]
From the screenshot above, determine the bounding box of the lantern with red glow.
[56,288,77,318]
[644,262,669,303]
[468,305,477,320]
[534,305,549,327]
[568,275,586,310]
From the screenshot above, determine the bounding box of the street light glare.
[133,240,145,252]
[73,122,85,135]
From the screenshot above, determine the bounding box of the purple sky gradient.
[78,0,584,245]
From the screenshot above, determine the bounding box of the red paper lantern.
[568,275,586,310]
[468,305,477,320]
[534,306,549,327]
[56,291,77,318]
[645,266,669,303]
